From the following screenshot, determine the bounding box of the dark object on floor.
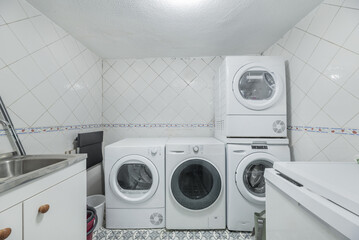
[253,210,266,240]
[87,205,98,240]
[75,131,103,169]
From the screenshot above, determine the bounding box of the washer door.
[235,153,275,205]
[170,158,222,210]
[109,155,159,203]
[232,63,283,110]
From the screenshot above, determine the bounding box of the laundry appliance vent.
[150,212,163,225]
[272,120,286,133]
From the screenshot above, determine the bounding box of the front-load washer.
[104,138,166,229]
[214,56,287,141]
[226,138,290,231]
[166,137,226,230]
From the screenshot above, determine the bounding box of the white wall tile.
[10,55,45,90]
[151,58,167,74]
[9,19,45,53]
[344,25,359,54]
[62,35,81,59]
[33,111,58,127]
[0,25,28,65]
[9,92,46,126]
[0,16,5,26]
[18,0,41,17]
[307,4,339,37]
[343,69,359,97]
[0,0,27,23]
[323,7,359,45]
[294,97,321,125]
[324,48,359,86]
[308,40,339,72]
[31,16,59,45]
[0,68,28,105]
[343,0,359,9]
[295,33,320,61]
[32,47,59,77]
[323,0,344,6]
[0,1,102,155]
[48,40,71,67]
[131,60,148,74]
[288,56,305,81]
[345,113,359,129]
[295,65,320,93]
[307,75,339,108]
[265,2,359,162]
[296,7,318,31]
[284,28,305,54]
[323,89,359,126]
[103,57,219,143]
[32,80,60,109]
[289,84,306,111]
[292,134,321,161]
[323,136,357,162]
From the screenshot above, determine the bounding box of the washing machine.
[226,138,290,231]
[166,137,226,230]
[104,138,166,229]
[214,56,287,141]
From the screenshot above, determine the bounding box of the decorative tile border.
[0,123,214,136]
[1,124,358,136]
[288,126,359,136]
[0,124,103,136]
[103,123,215,128]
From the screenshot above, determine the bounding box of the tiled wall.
[0,0,222,152]
[0,0,102,154]
[264,0,359,162]
[102,57,222,145]
[3,0,359,161]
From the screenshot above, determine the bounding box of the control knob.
[151,148,158,155]
[193,146,199,153]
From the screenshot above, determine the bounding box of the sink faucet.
[0,96,26,156]
[0,119,10,127]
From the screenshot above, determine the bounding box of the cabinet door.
[0,203,22,240]
[24,171,86,240]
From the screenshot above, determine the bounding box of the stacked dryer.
[214,56,291,231]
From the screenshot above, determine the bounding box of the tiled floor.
[92,227,252,240]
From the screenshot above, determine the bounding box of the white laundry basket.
[87,195,105,232]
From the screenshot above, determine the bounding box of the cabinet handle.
[38,204,50,214]
[0,228,11,240]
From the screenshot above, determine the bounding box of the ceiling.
[26,0,322,59]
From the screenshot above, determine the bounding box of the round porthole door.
[235,153,276,205]
[232,63,283,110]
[170,158,222,210]
[109,155,159,203]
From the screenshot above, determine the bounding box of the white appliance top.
[166,137,224,145]
[219,137,289,145]
[106,138,168,148]
[273,162,359,216]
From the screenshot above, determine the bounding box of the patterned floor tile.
[92,228,252,240]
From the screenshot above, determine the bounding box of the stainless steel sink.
[0,156,67,181]
[0,154,87,194]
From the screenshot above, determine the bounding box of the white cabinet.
[0,204,22,240]
[24,171,86,240]
[0,160,87,240]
